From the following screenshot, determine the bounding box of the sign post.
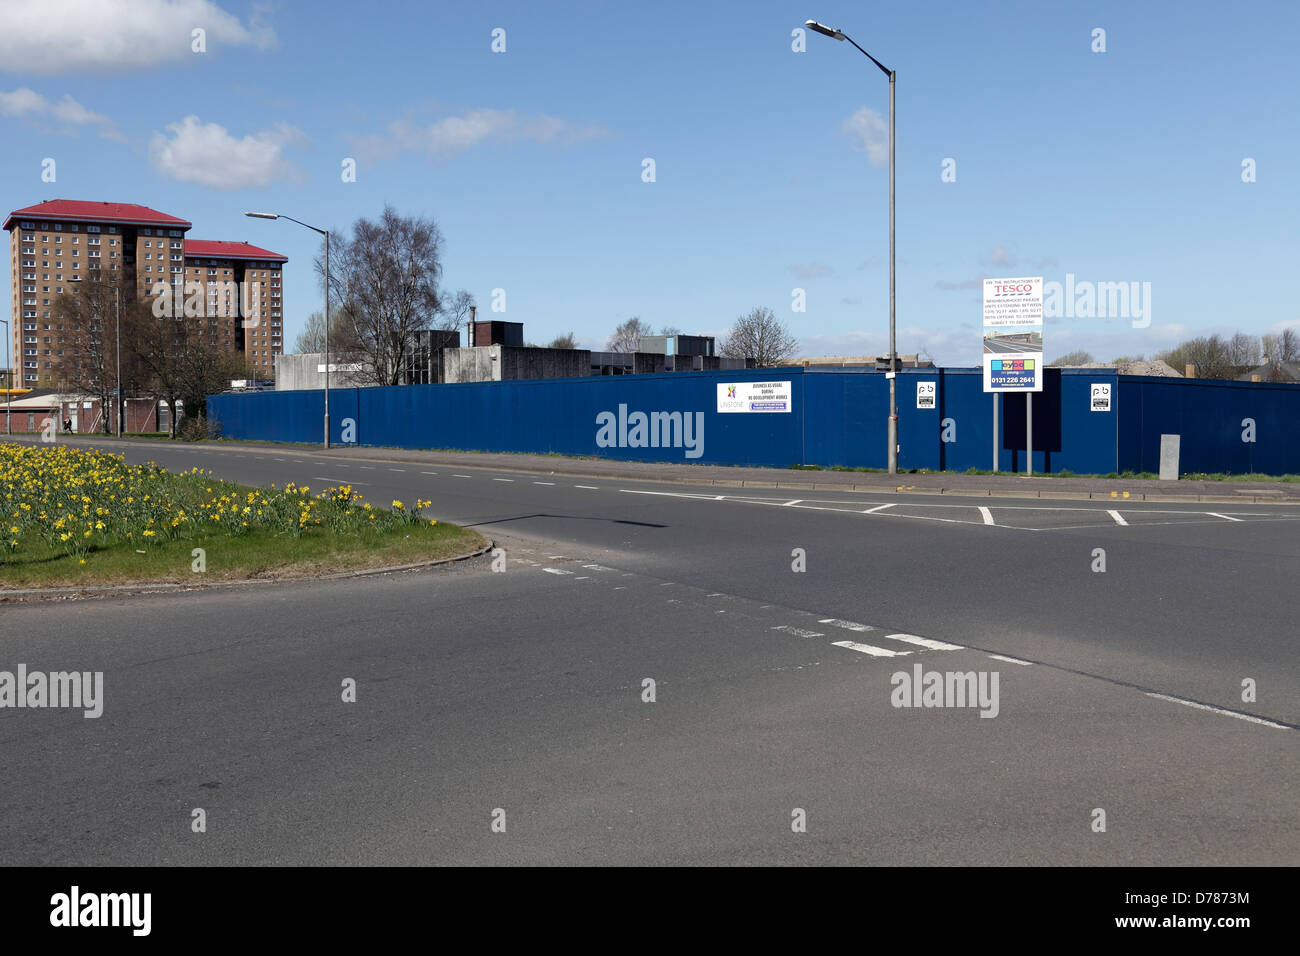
[982,277,1044,474]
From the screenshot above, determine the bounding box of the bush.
[178,416,222,442]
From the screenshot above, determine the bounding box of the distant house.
[1236,361,1300,383]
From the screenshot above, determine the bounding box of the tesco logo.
[995,283,1034,294]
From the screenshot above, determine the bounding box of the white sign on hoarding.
[717,381,792,413]
[982,276,1044,393]
[1090,383,1112,412]
[916,381,937,409]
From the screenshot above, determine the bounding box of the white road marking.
[772,625,825,638]
[884,633,965,651]
[783,499,803,506]
[1144,693,1291,730]
[582,564,616,572]
[421,471,439,475]
[453,474,472,478]
[274,458,286,462]
[1207,512,1242,522]
[978,506,994,525]
[533,481,555,486]
[493,478,513,482]
[389,468,406,473]
[313,476,369,486]
[359,466,376,470]
[989,654,1032,666]
[819,618,875,632]
[543,568,573,576]
[575,576,590,580]
[575,485,599,489]
[1105,510,1128,525]
[863,504,895,514]
[832,640,912,658]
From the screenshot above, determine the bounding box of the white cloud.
[789,263,834,280]
[0,0,275,73]
[842,107,887,167]
[352,108,608,164]
[0,86,122,138]
[149,115,303,190]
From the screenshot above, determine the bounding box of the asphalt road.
[2,436,1297,865]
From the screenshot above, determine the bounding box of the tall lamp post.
[246,212,331,449]
[805,18,898,474]
[0,317,11,435]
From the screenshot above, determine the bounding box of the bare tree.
[547,332,577,350]
[320,205,444,386]
[720,307,798,366]
[659,325,684,336]
[1047,350,1095,366]
[1226,332,1261,368]
[1261,328,1300,363]
[607,317,651,352]
[435,289,476,334]
[1158,335,1243,379]
[53,272,135,430]
[293,310,357,355]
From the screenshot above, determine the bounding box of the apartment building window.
[88,238,100,246]
[87,225,100,233]
[22,232,34,240]
[170,230,183,237]
[54,223,62,231]
[23,311,34,318]
[22,260,35,267]
[21,221,34,228]
[72,237,79,244]
[55,237,61,243]
[141,229,151,236]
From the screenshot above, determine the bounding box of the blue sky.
[2,0,1296,365]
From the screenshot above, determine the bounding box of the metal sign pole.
[1026,392,1033,476]
[992,393,998,473]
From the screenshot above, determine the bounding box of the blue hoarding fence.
[206,366,1300,475]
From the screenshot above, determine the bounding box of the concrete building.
[274,353,366,391]
[778,353,935,370]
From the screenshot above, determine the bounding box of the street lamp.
[805,18,898,474]
[0,317,11,435]
[245,212,331,449]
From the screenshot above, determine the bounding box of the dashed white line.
[533,481,555,486]
[543,568,573,576]
[493,478,513,482]
[1107,510,1128,526]
[421,471,439,476]
[575,485,598,490]
[313,476,369,486]
[884,633,965,651]
[832,640,912,658]
[863,504,896,514]
[772,625,825,638]
[988,654,1033,666]
[978,506,994,526]
[453,474,472,478]
[1144,692,1290,729]
[389,468,406,473]
[819,618,875,632]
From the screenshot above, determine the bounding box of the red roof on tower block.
[184,240,287,262]
[3,199,192,231]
